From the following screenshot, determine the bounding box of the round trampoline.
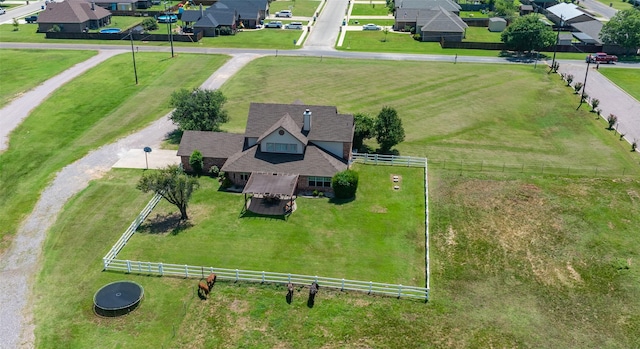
[93,281,144,317]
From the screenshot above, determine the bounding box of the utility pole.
[129,32,138,85]
[550,15,563,74]
[577,59,590,110]
[165,2,175,58]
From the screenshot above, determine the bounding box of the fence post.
[236,269,239,281]
[126,260,131,273]
[341,278,345,291]
[138,261,142,272]
[369,281,373,294]
[148,262,152,273]
[262,271,265,283]
[103,258,108,270]
[398,284,403,298]
[159,263,163,276]
[288,273,291,283]
[185,265,189,278]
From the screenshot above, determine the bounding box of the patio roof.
[242,173,299,197]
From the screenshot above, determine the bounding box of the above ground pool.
[157,14,178,23]
[100,28,121,34]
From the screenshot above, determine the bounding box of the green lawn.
[92,16,142,32]
[463,26,502,42]
[119,164,425,284]
[599,67,640,101]
[351,3,391,16]
[33,168,640,348]
[0,49,97,108]
[0,52,229,253]
[348,18,394,26]
[595,0,635,10]
[219,57,639,175]
[269,0,321,17]
[460,10,490,18]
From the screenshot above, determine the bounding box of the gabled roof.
[256,113,308,146]
[547,3,594,21]
[213,0,265,19]
[418,7,467,33]
[221,144,348,177]
[177,131,245,158]
[181,8,236,27]
[246,103,353,143]
[570,20,603,44]
[395,0,460,12]
[37,0,111,23]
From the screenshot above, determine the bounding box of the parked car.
[0,7,6,15]
[585,52,618,64]
[275,10,292,17]
[25,15,38,23]
[362,23,381,31]
[285,22,303,29]
[265,21,283,28]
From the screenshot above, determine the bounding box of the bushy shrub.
[142,18,158,31]
[219,26,233,35]
[413,33,421,41]
[331,170,359,199]
[189,150,204,174]
[209,165,220,176]
[220,177,232,189]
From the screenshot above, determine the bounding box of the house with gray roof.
[396,7,467,41]
[395,0,461,15]
[37,0,111,33]
[177,102,354,193]
[546,3,595,25]
[94,0,151,12]
[181,5,238,36]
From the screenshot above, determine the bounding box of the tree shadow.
[139,212,192,235]
[164,129,183,145]
[328,196,356,205]
[375,148,400,156]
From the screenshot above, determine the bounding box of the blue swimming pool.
[157,14,178,23]
[100,28,121,34]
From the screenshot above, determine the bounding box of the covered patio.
[242,173,299,216]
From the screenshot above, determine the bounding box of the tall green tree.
[492,0,517,19]
[353,113,375,150]
[169,88,229,131]
[501,14,556,53]
[375,106,405,153]
[137,165,200,220]
[600,9,640,56]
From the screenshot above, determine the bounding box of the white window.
[308,176,332,188]
[240,173,250,181]
[266,143,297,153]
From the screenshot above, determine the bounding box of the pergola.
[242,173,299,216]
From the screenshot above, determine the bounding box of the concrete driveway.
[112,149,180,169]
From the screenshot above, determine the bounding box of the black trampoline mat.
[94,281,144,311]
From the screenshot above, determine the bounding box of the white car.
[275,10,292,18]
[285,22,303,30]
[362,23,381,31]
[265,21,283,28]
[0,7,6,15]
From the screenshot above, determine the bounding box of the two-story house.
[177,102,354,193]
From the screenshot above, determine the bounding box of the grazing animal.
[206,273,217,289]
[310,282,319,296]
[198,281,210,299]
[286,283,294,304]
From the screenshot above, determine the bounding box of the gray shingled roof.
[256,113,308,146]
[419,7,467,33]
[177,131,245,158]
[221,144,348,177]
[213,0,264,20]
[396,0,461,12]
[570,20,603,44]
[37,0,111,23]
[246,103,353,143]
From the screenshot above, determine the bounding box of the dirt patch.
[229,299,249,313]
[446,225,457,247]
[628,190,639,203]
[370,205,387,213]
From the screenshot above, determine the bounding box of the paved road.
[558,60,640,144]
[303,0,349,50]
[0,1,48,25]
[0,53,260,349]
[0,49,125,152]
[580,0,618,19]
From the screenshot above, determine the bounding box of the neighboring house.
[94,0,151,12]
[181,5,237,36]
[177,102,355,193]
[37,0,111,33]
[546,3,596,25]
[394,0,461,15]
[396,7,467,41]
[212,0,268,29]
[570,20,603,45]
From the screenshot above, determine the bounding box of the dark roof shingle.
[177,131,245,158]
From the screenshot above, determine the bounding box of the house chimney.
[303,109,312,131]
[91,2,95,10]
[200,3,203,17]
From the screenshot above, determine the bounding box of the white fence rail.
[103,193,162,263]
[351,153,426,167]
[103,259,428,300]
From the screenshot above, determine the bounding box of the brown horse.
[286,283,294,304]
[198,281,210,299]
[307,282,319,307]
[206,273,217,289]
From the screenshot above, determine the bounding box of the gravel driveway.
[0,53,261,349]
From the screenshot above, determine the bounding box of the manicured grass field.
[34,168,640,348]
[269,0,321,17]
[220,57,640,175]
[351,3,391,16]
[599,67,640,101]
[199,29,304,49]
[92,16,142,32]
[348,18,394,25]
[463,26,502,42]
[0,49,96,108]
[459,10,490,18]
[0,52,229,253]
[119,164,425,284]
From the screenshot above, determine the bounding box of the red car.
[585,52,618,64]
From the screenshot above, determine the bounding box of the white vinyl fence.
[103,154,431,301]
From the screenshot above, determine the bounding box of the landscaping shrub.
[413,33,421,41]
[574,82,583,94]
[607,114,618,130]
[332,170,359,199]
[142,18,158,31]
[209,165,220,177]
[189,150,204,175]
[591,98,600,111]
